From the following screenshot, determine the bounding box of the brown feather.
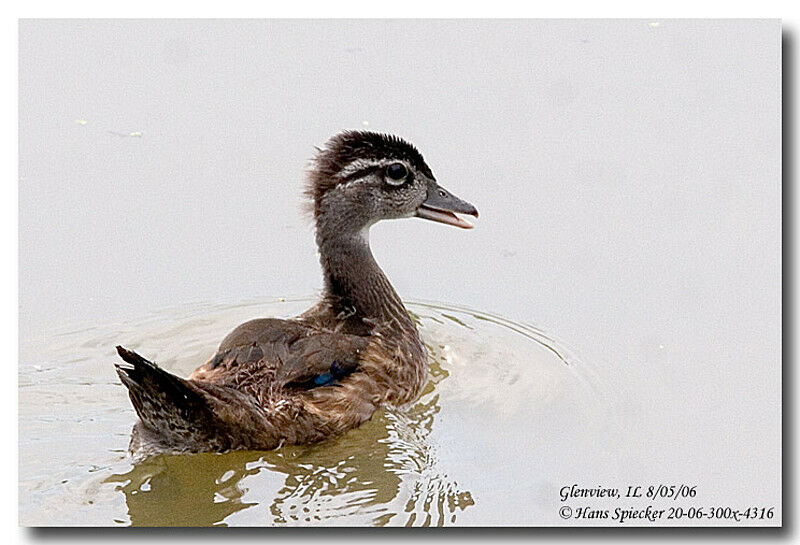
[115,131,443,455]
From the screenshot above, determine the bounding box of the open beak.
[415,181,479,229]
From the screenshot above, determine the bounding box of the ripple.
[19,297,622,526]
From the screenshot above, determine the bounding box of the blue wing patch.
[288,359,359,390]
[312,372,336,387]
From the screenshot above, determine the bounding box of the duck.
[114,130,478,454]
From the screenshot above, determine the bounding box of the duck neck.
[316,222,414,330]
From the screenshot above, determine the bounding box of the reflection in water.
[105,333,474,526]
[21,299,593,527]
[105,451,259,526]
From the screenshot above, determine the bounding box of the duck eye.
[386,163,408,184]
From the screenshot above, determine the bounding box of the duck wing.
[192,318,370,389]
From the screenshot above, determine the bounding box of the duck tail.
[114,345,221,448]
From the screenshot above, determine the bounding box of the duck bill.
[415,182,479,229]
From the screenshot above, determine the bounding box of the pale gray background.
[19,19,781,515]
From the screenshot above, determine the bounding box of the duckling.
[115,131,478,454]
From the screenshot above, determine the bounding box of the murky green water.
[19,298,624,526]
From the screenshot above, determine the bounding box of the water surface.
[19,298,622,526]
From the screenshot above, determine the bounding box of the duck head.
[307,131,478,235]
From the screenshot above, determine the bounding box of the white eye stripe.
[337,159,383,178]
[337,158,408,179]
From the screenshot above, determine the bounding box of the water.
[19,298,622,526]
[19,20,781,526]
